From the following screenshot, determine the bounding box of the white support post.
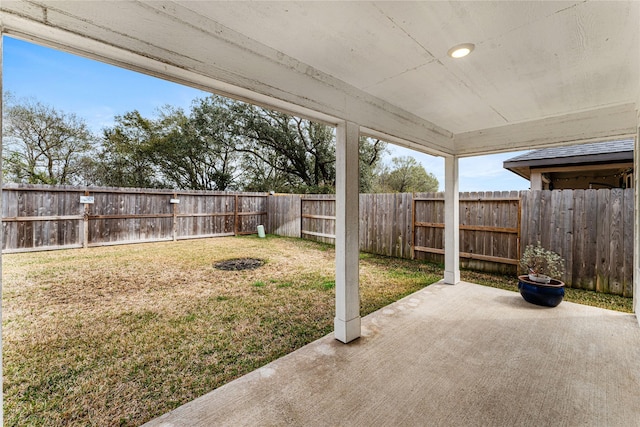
[444,155,460,284]
[1,31,5,427]
[529,171,543,191]
[632,98,639,322]
[334,121,361,343]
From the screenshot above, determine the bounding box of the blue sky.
[2,35,530,191]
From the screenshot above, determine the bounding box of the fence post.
[82,190,89,248]
[172,191,178,241]
[410,193,416,259]
[234,194,239,236]
[299,197,303,239]
[517,195,522,262]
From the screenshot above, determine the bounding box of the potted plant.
[520,242,565,283]
[517,242,566,307]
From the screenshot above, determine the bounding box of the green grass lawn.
[2,235,631,426]
[2,236,441,426]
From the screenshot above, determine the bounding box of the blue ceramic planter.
[517,275,565,307]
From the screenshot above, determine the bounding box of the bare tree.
[359,136,387,193]
[2,97,95,184]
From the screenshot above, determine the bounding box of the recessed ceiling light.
[448,43,475,59]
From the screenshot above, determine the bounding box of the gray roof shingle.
[505,140,634,163]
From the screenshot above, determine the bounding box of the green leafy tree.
[230,103,336,193]
[92,110,165,188]
[375,155,439,193]
[2,97,96,184]
[229,101,388,193]
[78,94,388,192]
[151,97,239,190]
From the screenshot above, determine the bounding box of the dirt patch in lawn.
[2,236,441,427]
[214,258,264,271]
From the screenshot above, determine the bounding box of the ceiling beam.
[454,104,637,157]
[1,1,454,155]
[360,126,451,158]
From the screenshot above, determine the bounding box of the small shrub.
[520,242,565,279]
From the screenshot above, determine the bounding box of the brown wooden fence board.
[595,190,611,293]
[520,189,634,296]
[572,190,584,289]
[267,194,301,237]
[358,193,413,259]
[480,192,490,266]
[623,189,634,297]
[300,195,335,245]
[609,189,623,296]
[560,190,574,287]
[2,186,83,251]
[585,190,599,291]
[412,192,521,274]
[461,194,473,261]
[412,192,444,264]
[237,194,268,235]
[597,188,611,293]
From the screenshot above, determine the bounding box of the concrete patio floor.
[146,281,640,427]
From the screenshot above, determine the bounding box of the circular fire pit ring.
[214,258,265,271]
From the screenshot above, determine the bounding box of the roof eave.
[504,151,634,169]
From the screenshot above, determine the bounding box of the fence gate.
[300,196,336,244]
[412,193,521,273]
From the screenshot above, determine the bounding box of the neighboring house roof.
[503,140,634,180]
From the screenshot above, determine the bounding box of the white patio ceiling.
[1,1,638,157]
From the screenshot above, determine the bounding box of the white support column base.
[334,316,361,344]
[444,270,461,285]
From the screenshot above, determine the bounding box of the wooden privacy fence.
[521,189,634,297]
[268,190,634,296]
[2,186,634,296]
[301,195,337,244]
[274,192,521,273]
[279,193,415,257]
[2,184,267,253]
[411,192,521,272]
